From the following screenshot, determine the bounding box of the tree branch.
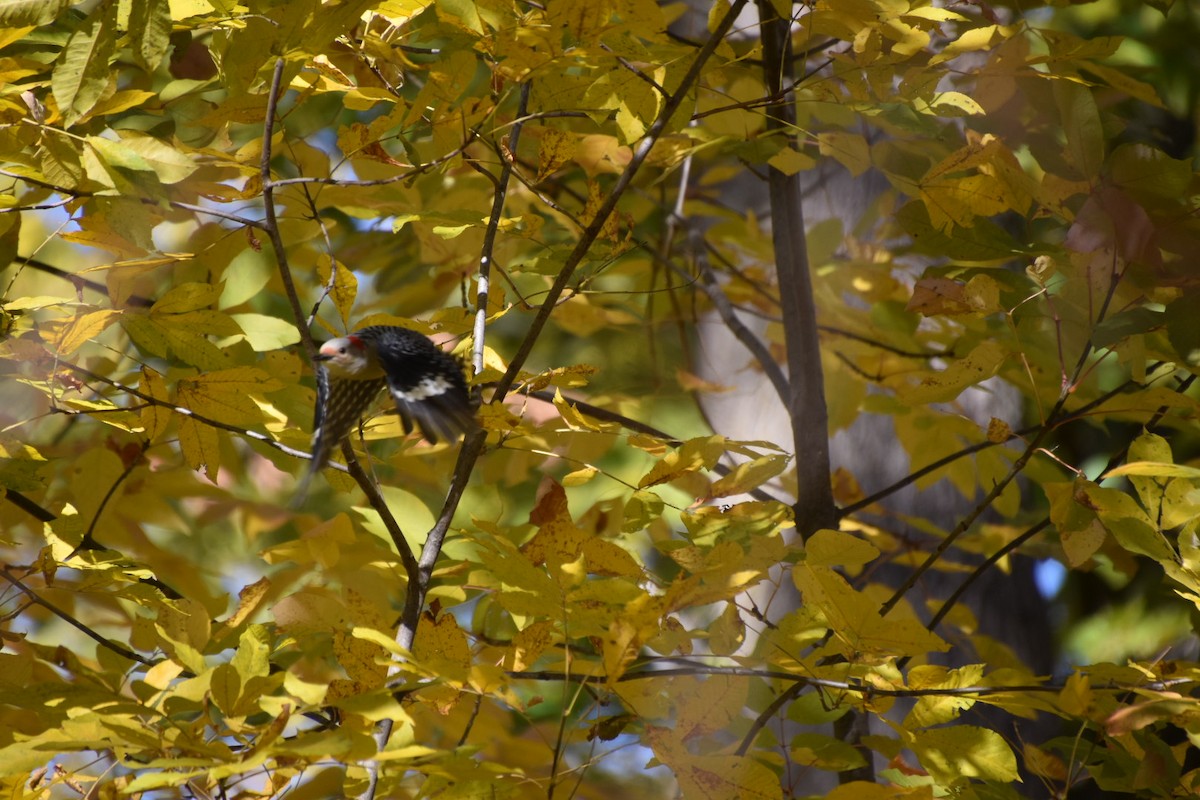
[0,567,156,666]
[491,0,753,403]
[756,0,837,538]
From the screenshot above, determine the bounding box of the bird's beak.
[314,352,332,362]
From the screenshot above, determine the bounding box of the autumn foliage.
[1,0,1199,798]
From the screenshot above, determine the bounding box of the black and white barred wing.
[375,345,475,443]
[312,372,386,471]
[293,370,385,505]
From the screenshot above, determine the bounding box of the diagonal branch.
[879,247,1136,620]
[492,0,753,403]
[257,57,416,579]
[365,74,533,800]
[0,567,156,666]
[260,58,315,362]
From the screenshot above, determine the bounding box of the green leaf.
[115,134,199,184]
[0,0,69,26]
[218,248,274,309]
[51,7,117,126]
[128,0,171,71]
[1054,80,1104,179]
[623,489,664,532]
[231,313,301,351]
[1104,461,1200,481]
[1165,293,1200,367]
[1081,482,1177,562]
[897,340,1007,405]
[1110,143,1191,199]
[1092,307,1163,349]
[910,725,1018,785]
[896,201,1024,262]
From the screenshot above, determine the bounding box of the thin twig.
[912,371,1198,663]
[12,256,154,308]
[364,71,534,800]
[878,239,1132,620]
[70,441,149,556]
[839,370,1155,517]
[0,567,156,665]
[507,660,1187,697]
[688,253,791,405]
[260,58,315,361]
[61,362,334,468]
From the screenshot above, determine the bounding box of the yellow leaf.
[266,513,357,568]
[794,565,948,658]
[152,282,220,314]
[562,465,599,485]
[553,388,606,431]
[413,613,471,683]
[933,24,1008,62]
[1103,461,1200,481]
[156,598,212,673]
[178,366,285,424]
[905,663,982,728]
[574,134,631,177]
[178,414,220,481]
[930,90,985,116]
[56,308,121,354]
[581,537,642,578]
[230,313,300,351]
[707,603,745,656]
[139,367,171,442]
[911,725,1018,784]
[1062,518,1106,568]
[522,480,589,567]
[817,131,871,176]
[1058,672,1093,717]
[536,127,576,182]
[315,257,358,327]
[986,417,1013,444]
[963,274,1002,314]
[647,727,783,800]
[213,578,273,640]
[602,617,640,686]
[638,435,726,488]
[898,340,1007,405]
[709,453,790,498]
[507,620,554,671]
[113,132,199,183]
[804,529,880,568]
[582,179,621,241]
[89,89,157,117]
[767,146,816,176]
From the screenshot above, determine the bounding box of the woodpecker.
[295,325,476,500]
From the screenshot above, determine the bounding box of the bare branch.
[757,0,836,537]
[61,362,333,468]
[260,58,315,361]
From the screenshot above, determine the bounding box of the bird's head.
[315,334,381,379]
